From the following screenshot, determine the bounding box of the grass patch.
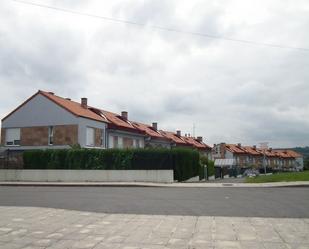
[246,171,309,183]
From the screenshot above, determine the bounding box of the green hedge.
[207,159,215,177]
[199,156,215,179]
[23,148,200,181]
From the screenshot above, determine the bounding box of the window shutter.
[86,127,95,146]
[6,128,20,145]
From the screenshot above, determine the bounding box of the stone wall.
[21,127,49,146]
[17,125,78,146]
[54,125,78,146]
[94,128,102,147]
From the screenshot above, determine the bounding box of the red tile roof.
[182,136,210,150]
[2,90,108,123]
[242,146,262,156]
[132,122,169,140]
[226,144,247,154]
[258,149,278,157]
[159,130,188,145]
[91,109,144,134]
[274,150,302,158]
[220,144,302,159]
[40,91,109,122]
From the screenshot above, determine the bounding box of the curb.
[0,181,309,188]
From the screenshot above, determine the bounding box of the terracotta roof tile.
[132,122,168,140]
[89,109,144,134]
[242,146,262,156]
[182,136,210,150]
[159,130,188,145]
[226,144,247,154]
[274,150,302,158]
[2,90,108,123]
[39,91,110,123]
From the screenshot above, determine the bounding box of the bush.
[304,158,309,171]
[207,159,215,177]
[23,148,200,181]
[199,156,215,179]
[199,155,208,180]
[172,148,200,181]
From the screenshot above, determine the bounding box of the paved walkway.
[1,181,309,188]
[0,206,308,249]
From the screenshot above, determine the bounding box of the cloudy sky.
[1,0,309,147]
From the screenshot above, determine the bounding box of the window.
[136,139,140,148]
[48,126,54,145]
[108,135,114,148]
[6,128,20,146]
[113,136,118,148]
[133,139,137,148]
[118,137,123,148]
[100,129,105,147]
[86,127,95,146]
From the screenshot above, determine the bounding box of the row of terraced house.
[0,90,304,171]
[0,91,211,158]
[212,143,304,172]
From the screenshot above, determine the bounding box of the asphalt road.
[0,186,308,218]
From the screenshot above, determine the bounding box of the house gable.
[2,93,78,128]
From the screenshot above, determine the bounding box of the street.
[0,186,308,218]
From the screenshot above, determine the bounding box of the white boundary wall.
[0,170,174,183]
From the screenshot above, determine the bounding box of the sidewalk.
[0,206,308,249]
[0,181,309,188]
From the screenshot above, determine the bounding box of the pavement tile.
[214,240,242,249]
[31,238,57,247]
[45,239,77,249]
[0,243,26,249]
[93,243,121,249]
[240,241,265,249]
[0,206,307,249]
[262,242,291,249]
[289,244,309,249]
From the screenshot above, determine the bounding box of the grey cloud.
[1,0,309,147]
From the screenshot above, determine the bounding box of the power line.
[11,0,309,52]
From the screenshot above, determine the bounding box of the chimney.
[269,148,272,151]
[65,98,71,101]
[48,92,54,95]
[121,111,128,120]
[176,130,181,137]
[81,98,87,108]
[197,136,203,142]
[152,122,158,131]
[253,145,257,150]
[237,143,241,147]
